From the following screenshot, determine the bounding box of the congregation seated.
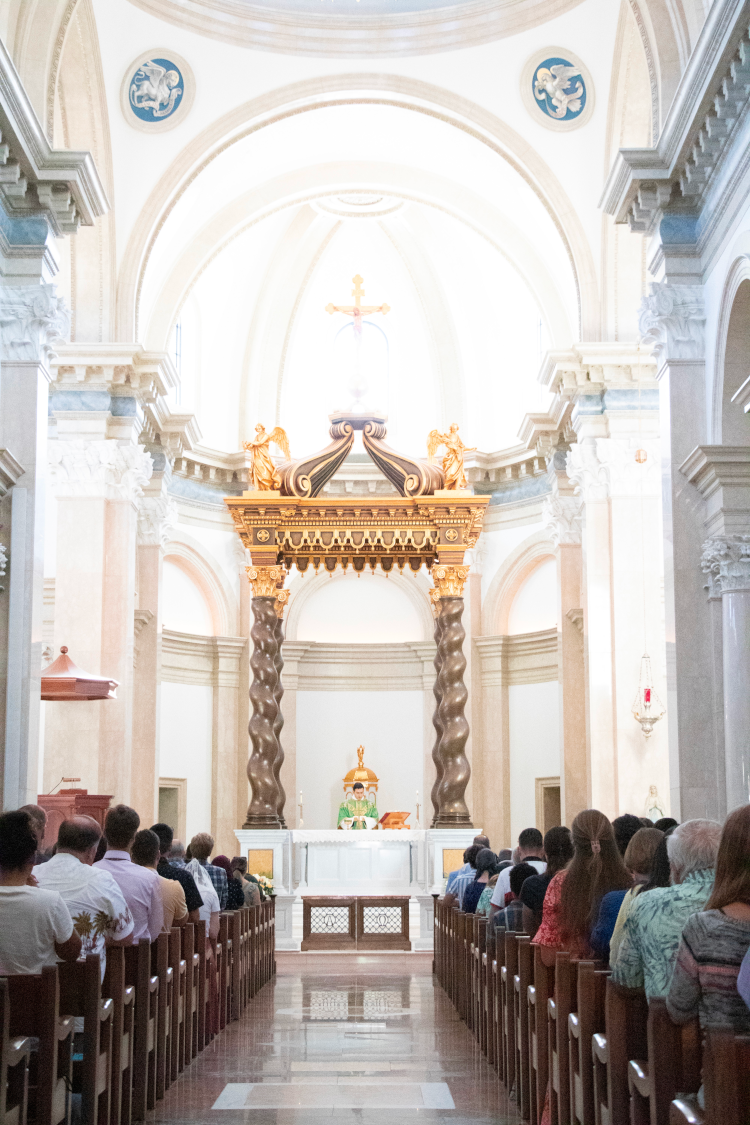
[184,840,221,952]
[519,825,573,939]
[0,810,82,974]
[230,857,263,906]
[590,825,663,962]
[131,828,188,931]
[611,817,721,998]
[211,855,246,911]
[493,861,537,932]
[489,827,546,919]
[461,848,497,915]
[150,821,203,922]
[612,812,646,857]
[442,835,490,908]
[34,815,134,975]
[535,808,632,966]
[17,804,50,866]
[667,804,750,1033]
[95,804,164,941]
[188,832,228,910]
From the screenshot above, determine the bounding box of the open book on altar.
[378,812,411,830]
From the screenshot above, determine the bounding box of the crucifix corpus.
[325,274,391,412]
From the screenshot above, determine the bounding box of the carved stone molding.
[432,564,470,599]
[137,494,177,548]
[0,284,70,365]
[0,448,24,498]
[701,534,750,595]
[542,493,582,547]
[0,542,7,592]
[638,282,705,363]
[49,439,153,501]
[245,565,285,598]
[566,441,608,502]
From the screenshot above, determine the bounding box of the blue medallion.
[531,56,586,123]
[128,58,184,123]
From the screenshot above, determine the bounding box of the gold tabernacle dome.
[343,745,379,794]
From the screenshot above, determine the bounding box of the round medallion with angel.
[521,47,594,130]
[120,50,194,132]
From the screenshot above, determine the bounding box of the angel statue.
[243,424,290,491]
[427,423,476,491]
[129,61,182,119]
[534,64,584,119]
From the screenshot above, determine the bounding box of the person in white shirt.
[34,816,134,978]
[0,810,81,975]
[489,827,547,920]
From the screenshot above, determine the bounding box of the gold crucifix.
[325,274,390,339]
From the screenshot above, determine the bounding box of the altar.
[234,827,477,951]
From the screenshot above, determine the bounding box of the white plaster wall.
[162,560,213,635]
[159,682,212,843]
[295,573,423,643]
[507,680,561,847]
[508,557,558,635]
[296,690,424,829]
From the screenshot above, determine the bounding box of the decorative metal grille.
[362,906,402,934]
[362,990,402,1018]
[309,906,351,934]
[309,990,349,1020]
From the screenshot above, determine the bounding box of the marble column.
[429,596,444,826]
[0,285,69,807]
[431,565,473,828]
[473,637,510,848]
[131,464,176,823]
[639,283,722,818]
[702,536,750,809]
[45,439,152,800]
[272,589,290,828]
[277,643,310,826]
[543,477,587,822]
[212,636,247,856]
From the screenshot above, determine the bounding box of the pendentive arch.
[117,74,600,345]
[163,529,238,638]
[481,530,556,637]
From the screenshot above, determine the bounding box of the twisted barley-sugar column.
[244,569,283,828]
[272,595,288,828]
[430,608,445,827]
[433,566,472,827]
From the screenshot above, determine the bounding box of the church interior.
[0,0,750,1122]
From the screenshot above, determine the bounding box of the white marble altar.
[235,827,477,950]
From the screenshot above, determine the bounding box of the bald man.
[34,816,134,979]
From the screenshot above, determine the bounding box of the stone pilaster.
[0,284,69,808]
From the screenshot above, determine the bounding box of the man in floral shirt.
[34,816,133,978]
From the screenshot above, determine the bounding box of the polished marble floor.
[147,952,521,1124]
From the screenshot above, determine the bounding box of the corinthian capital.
[566,441,608,502]
[542,493,582,547]
[638,281,705,363]
[432,564,470,598]
[245,565,285,597]
[701,535,750,595]
[49,440,153,501]
[137,494,177,548]
[0,284,70,366]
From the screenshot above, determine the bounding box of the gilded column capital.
[274,589,290,618]
[428,587,441,617]
[245,564,285,597]
[701,535,750,596]
[432,564,470,598]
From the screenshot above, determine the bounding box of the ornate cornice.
[0,284,69,366]
[701,533,750,594]
[49,440,153,501]
[638,282,705,363]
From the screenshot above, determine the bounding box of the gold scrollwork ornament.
[444,528,459,542]
[274,589,290,619]
[428,587,441,617]
[245,565,285,597]
[432,564,471,599]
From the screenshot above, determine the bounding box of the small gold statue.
[427,424,476,491]
[243,424,291,491]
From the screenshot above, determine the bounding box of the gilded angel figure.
[426,423,476,491]
[243,424,290,491]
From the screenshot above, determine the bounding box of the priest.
[337,782,378,830]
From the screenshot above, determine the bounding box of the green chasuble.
[337,796,379,830]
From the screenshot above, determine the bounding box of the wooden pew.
[672,1028,750,1125]
[514,934,533,1119]
[58,954,114,1125]
[167,928,185,1082]
[480,929,492,1057]
[502,932,519,1099]
[529,944,554,1125]
[123,940,158,1121]
[568,962,608,1125]
[230,912,243,1022]
[495,929,507,1083]
[182,924,200,1065]
[475,917,488,1050]
[218,915,231,1032]
[150,934,173,1102]
[628,998,700,1125]
[102,946,134,1125]
[5,966,74,1125]
[597,980,647,1125]
[0,977,31,1125]
[548,952,575,1125]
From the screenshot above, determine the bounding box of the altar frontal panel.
[301,896,410,950]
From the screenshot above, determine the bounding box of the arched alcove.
[507,556,559,636]
[722,277,750,446]
[295,572,424,644]
[162,559,214,635]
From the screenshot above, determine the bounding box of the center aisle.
[148,951,521,1123]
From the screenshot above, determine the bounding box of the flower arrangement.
[252,874,274,896]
